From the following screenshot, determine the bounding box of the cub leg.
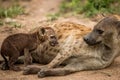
[24,48,32,66]
[8,50,21,71]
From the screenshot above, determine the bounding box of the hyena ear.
[40,27,45,35]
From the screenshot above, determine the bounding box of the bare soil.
[0,0,120,80]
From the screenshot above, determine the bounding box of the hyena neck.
[103,44,111,50]
[30,32,38,39]
[99,43,113,62]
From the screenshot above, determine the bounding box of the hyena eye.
[96,29,104,34]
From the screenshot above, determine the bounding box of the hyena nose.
[83,37,89,42]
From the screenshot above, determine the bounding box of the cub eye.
[96,29,104,34]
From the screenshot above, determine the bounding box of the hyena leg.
[24,48,32,66]
[23,52,73,75]
[8,50,21,71]
[38,57,104,77]
[23,51,72,75]
[38,68,77,77]
[23,65,42,75]
[46,52,72,68]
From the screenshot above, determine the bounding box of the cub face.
[39,27,58,47]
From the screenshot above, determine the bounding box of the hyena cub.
[0,27,58,71]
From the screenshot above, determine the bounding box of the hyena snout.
[49,40,58,47]
[83,33,101,46]
[83,35,94,45]
[49,36,59,47]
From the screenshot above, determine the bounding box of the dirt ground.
[0,0,120,80]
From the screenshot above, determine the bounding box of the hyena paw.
[38,69,47,78]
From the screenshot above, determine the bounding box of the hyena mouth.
[49,41,58,47]
[104,44,111,50]
[85,41,102,46]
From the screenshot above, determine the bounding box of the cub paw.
[1,62,9,70]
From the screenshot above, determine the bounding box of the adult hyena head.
[83,16,120,47]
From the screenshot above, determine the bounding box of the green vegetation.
[8,22,22,28]
[47,13,60,21]
[0,20,4,26]
[0,5,24,18]
[59,0,120,17]
[0,19,22,28]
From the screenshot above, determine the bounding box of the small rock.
[4,18,17,23]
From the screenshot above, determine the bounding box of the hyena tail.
[1,51,9,70]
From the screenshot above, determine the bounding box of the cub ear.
[40,27,45,35]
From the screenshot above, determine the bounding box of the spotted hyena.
[23,17,120,77]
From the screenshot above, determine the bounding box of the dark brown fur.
[0,27,58,71]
